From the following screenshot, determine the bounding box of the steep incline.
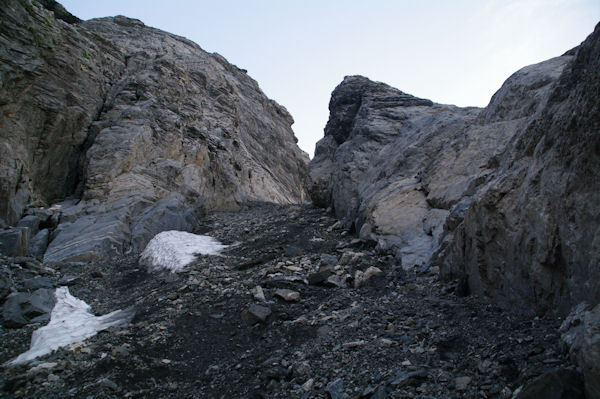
[309,25,599,315]
[0,0,308,263]
[0,0,124,224]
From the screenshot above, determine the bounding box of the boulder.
[242,304,272,325]
[22,277,54,291]
[16,215,40,240]
[44,203,132,264]
[0,228,28,257]
[27,228,50,260]
[2,288,56,328]
[514,368,584,399]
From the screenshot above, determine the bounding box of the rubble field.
[0,203,577,398]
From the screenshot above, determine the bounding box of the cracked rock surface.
[0,0,308,264]
[308,24,600,315]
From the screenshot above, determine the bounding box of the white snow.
[8,287,134,365]
[139,230,228,272]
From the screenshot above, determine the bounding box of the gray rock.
[358,222,376,243]
[130,195,201,252]
[0,0,125,225]
[514,368,584,399]
[17,215,40,239]
[581,304,600,399]
[2,288,56,328]
[44,204,132,264]
[325,274,349,288]
[320,254,338,266]
[54,200,86,224]
[325,378,349,399]
[353,266,383,289]
[389,369,428,387]
[309,24,600,314]
[308,74,493,269]
[1,0,309,263]
[22,277,53,291]
[242,304,272,325]
[307,270,331,285]
[274,289,300,302]
[27,228,50,260]
[455,376,472,391]
[0,228,28,257]
[439,25,600,314]
[57,274,80,286]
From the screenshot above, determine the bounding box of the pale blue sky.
[60,0,599,157]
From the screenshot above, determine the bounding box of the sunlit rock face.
[309,23,600,315]
[0,0,308,263]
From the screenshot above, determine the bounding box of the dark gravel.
[0,203,576,398]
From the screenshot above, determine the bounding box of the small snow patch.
[140,230,227,272]
[8,287,134,365]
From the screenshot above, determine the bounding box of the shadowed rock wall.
[309,24,599,315]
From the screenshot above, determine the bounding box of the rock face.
[0,0,308,262]
[440,25,600,315]
[560,303,600,398]
[0,0,122,225]
[309,24,599,315]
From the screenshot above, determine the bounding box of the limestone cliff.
[309,24,599,315]
[0,0,308,262]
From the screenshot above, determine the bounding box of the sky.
[60,1,599,158]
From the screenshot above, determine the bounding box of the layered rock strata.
[309,24,599,315]
[0,0,309,263]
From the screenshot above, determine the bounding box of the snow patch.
[8,287,134,365]
[140,230,227,272]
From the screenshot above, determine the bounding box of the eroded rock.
[0,0,309,263]
[309,25,600,316]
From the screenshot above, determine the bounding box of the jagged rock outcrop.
[309,24,599,315]
[439,25,600,315]
[0,0,308,263]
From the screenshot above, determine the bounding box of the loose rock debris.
[0,203,577,398]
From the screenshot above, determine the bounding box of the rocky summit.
[0,0,599,398]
